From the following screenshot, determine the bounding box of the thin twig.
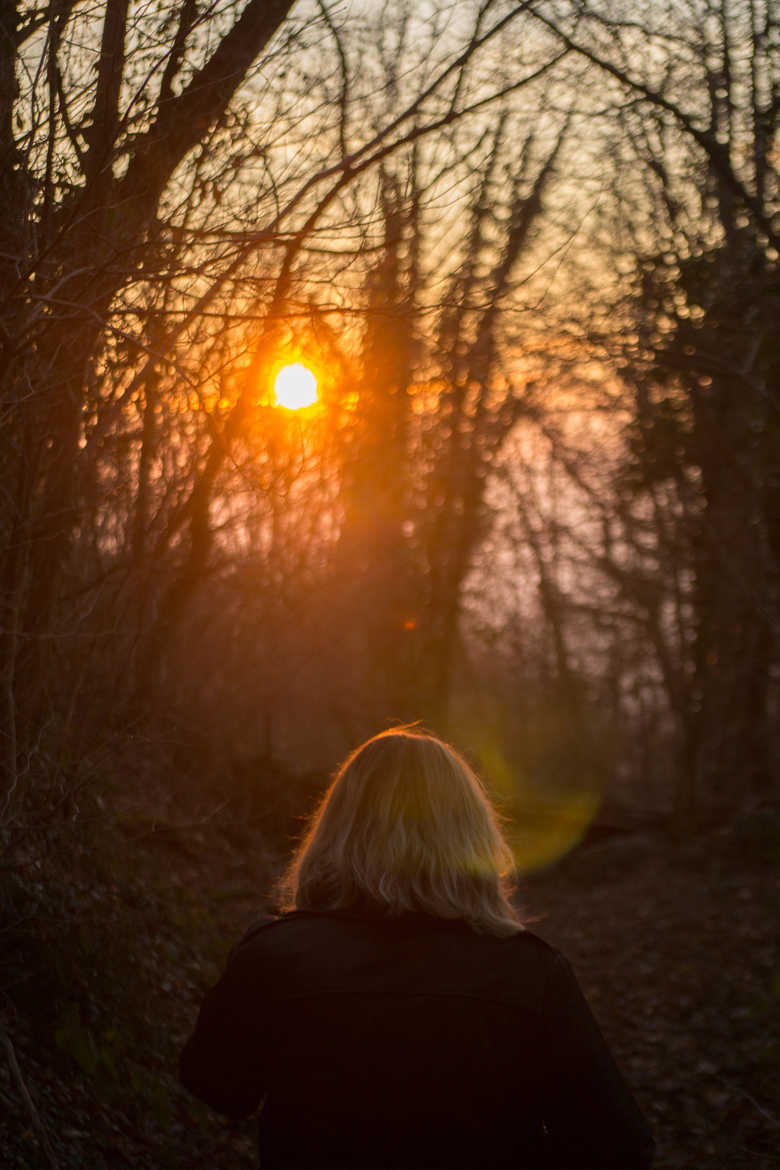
[0,1025,60,1169]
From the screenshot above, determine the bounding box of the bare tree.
[514,0,780,817]
[0,0,572,814]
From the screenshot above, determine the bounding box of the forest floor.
[1,800,778,1169]
[523,814,780,1170]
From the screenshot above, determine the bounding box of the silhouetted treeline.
[1,1,777,854]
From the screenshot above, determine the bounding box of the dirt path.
[524,824,780,1169]
[2,816,778,1168]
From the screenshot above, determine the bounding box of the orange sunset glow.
[273,363,318,410]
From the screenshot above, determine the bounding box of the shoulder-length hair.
[279,728,521,937]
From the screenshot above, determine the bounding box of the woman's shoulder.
[237,909,565,967]
[236,912,280,946]
[224,911,570,1012]
[509,925,561,954]
[236,903,561,959]
[233,909,339,951]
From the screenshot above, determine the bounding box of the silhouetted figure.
[181,728,654,1168]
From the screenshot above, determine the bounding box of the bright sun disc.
[273,363,318,410]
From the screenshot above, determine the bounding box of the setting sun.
[273,363,318,410]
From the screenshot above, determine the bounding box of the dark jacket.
[180,909,654,1169]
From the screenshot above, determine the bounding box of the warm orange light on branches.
[273,363,318,410]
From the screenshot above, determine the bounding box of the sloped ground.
[523,815,780,1170]
[1,809,778,1169]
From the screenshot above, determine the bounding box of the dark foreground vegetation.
[1,784,778,1170]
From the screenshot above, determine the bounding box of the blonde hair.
[280,728,521,937]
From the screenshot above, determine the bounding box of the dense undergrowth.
[1,781,778,1169]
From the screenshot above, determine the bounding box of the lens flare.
[273,363,318,410]
[466,726,603,873]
